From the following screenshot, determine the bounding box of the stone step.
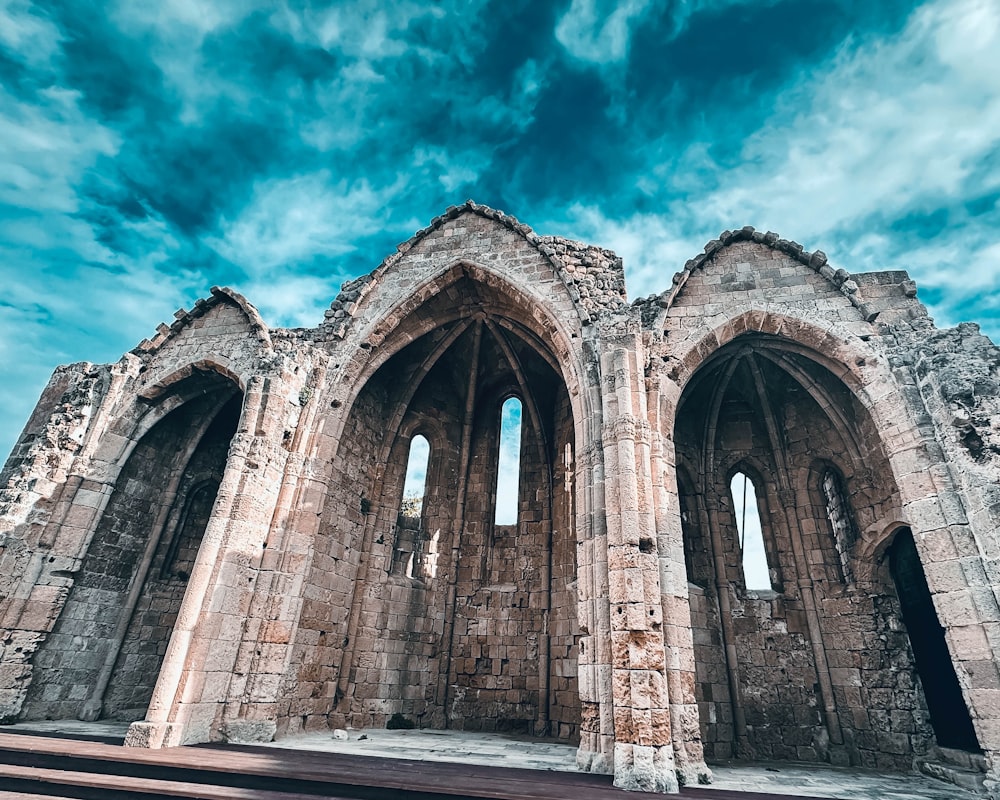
[0,792,80,800]
[917,758,986,795]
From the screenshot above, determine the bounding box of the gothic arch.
[20,375,244,725]
[325,258,592,436]
[669,325,981,767]
[671,309,874,396]
[293,255,589,742]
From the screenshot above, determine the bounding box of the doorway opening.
[888,528,980,753]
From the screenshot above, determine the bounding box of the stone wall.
[659,234,947,770]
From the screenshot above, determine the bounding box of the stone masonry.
[2,203,1000,794]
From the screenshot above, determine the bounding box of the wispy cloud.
[0,0,62,68]
[555,0,655,64]
[208,172,402,274]
[551,0,1000,331]
[0,0,997,461]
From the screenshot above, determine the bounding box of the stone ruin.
[2,201,1000,795]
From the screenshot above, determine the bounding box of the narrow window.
[401,434,430,520]
[395,435,430,579]
[495,397,522,525]
[730,471,771,591]
[160,480,219,580]
[822,469,856,583]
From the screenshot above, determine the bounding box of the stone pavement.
[1,721,980,800]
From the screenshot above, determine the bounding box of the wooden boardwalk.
[0,731,831,800]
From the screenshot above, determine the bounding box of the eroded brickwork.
[3,205,1000,796]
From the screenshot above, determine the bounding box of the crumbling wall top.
[631,226,848,313]
[131,286,273,357]
[321,201,628,339]
[630,226,927,332]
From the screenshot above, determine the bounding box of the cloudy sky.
[1,0,999,459]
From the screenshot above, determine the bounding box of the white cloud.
[112,0,259,37]
[413,147,482,193]
[0,253,199,460]
[555,0,654,65]
[557,0,1000,334]
[0,87,119,215]
[554,203,697,298]
[205,172,423,326]
[554,0,779,65]
[470,58,549,137]
[207,171,406,274]
[0,68,208,461]
[690,0,1000,234]
[300,63,390,154]
[240,272,343,329]
[0,0,62,67]
[288,1,486,64]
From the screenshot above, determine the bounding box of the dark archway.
[21,376,241,724]
[888,528,981,753]
[674,332,937,768]
[307,273,581,741]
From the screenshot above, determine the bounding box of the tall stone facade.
[2,202,1000,794]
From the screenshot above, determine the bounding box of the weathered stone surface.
[2,204,1000,796]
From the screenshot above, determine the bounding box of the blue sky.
[2,0,999,460]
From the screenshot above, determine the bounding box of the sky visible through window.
[731,472,770,591]
[402,434,430,516]
[495,398,522,525]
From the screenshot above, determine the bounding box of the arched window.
[160,480,219,580]
[495,397,522,526]
[821,468,856,583]
[401,434,430,520]
[394,435,431,579]
[730,471,771,591]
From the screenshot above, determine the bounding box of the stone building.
[2,202,1000,795]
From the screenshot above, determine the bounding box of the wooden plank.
[0,732,836,800]
[0,734,631,800]
[0,763,355,800]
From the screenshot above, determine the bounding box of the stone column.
[602,343,677,793]
[218,360,328,743]
[647,372,712,787]
[125,374,290,748]
[575,436,614,775]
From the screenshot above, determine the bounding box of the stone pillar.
[647,373,712,787]
[125,374,291,748]
[217,361,328,743]
[602,343,677,793]
[575,436,614,775]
